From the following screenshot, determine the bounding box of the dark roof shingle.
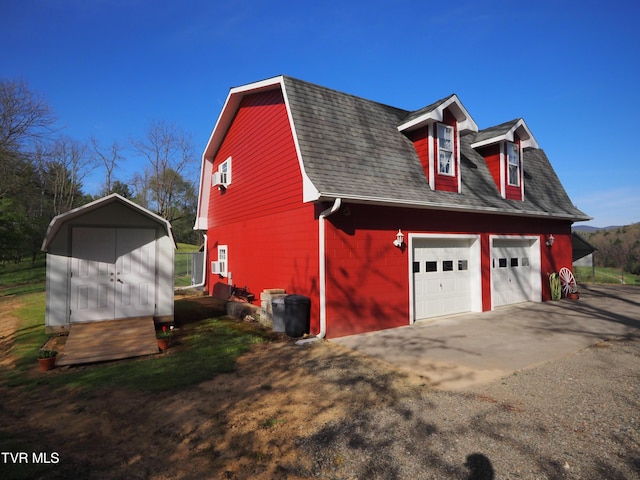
[282,76,589,221]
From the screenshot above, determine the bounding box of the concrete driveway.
[332,284,640,390]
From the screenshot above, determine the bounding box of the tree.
[130,120,196,220]
[41,136,96,215]
[90,137,123,196]
[110,180,134,199]
[0,78,56,199]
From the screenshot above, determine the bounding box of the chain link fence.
[175,251,204,288]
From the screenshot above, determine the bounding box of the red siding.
[434,110,458,192]
[478,144,501,192]
[208,90,303,226]
[325,204,574,338]
[407,127,430,183]
[205,89,321,332]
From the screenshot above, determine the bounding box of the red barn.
[194,76,589,338]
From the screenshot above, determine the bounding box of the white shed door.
[70,228,156,322]
[492,239,534,307]
[413,239,472,320]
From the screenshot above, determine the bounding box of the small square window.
[443,260,454,272]
[425,261,437,272]
[511,258,519,267]
[499,258,507,268]
[458,260,468,271]
[522,257,530,267]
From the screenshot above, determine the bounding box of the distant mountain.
[573,225,624,232]
[574,222,640,275]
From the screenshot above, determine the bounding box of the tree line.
[0,78,201,264]
[579,223,640,276]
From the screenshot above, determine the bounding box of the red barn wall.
[407,127,430,183]
[325,203,574,337]
[478,144,501,193]
[206,89,321,331]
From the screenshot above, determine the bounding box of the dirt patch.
[0,296,21,369]
[0,306,425,479]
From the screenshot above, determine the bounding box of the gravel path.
[297,333,640,479]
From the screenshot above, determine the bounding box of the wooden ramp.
[56,317,158,366]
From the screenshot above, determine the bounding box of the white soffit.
[471,119,539,149]
[397,94,479,134]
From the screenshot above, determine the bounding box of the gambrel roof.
[196,75,589,228]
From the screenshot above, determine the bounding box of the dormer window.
[507,142,520,186]
[437,123,455,176]
[398,94,477,194]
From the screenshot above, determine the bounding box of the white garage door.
[413,239,473,320]
[492,239,535,307]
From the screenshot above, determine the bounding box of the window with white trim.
[507,142,520,186]
[212,157,232,188]
[437,123,454,176]
[212,245,228,277]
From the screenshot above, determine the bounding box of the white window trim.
[212,244,228,277]
[437,123,455,176]
[212,156,232,188]
[507,142,520,187]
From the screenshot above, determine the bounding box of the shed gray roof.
[41,193,176,252]
[281,76,589,221]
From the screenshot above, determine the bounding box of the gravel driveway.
[301,332,640,479]
[301,285,640,479]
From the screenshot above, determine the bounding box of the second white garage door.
[413,237,478,320]
[491,237,540,307]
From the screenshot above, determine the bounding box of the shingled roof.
[281,76,589,221]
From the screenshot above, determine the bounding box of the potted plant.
[156,325,173,351]
[37,350,58,371]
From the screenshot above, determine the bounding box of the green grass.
[46,319,266,392]
[0,254,46,296]
[574,266,640,285]
[2,292,268,392]
[3,293,48,388]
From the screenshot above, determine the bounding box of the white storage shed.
[41,194,176,333]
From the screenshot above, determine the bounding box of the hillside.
[574,222,640,275]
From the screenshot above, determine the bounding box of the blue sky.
[2,0,639,227]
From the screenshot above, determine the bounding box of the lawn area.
[0,254,46,296]
[574,265,640,285]
[2,292,271,392]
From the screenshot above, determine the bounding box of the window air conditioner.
[211,261,223,275]
[212,172,223,187]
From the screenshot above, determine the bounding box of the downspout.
[297,198,342,345]
[175,233,208,290]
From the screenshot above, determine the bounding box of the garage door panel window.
[522,257,530,267]
[511,258,519,267]
[458,260,468,271]
[443,260,454,272]
[425,261,437,272]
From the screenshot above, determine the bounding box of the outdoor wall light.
[393,229,405,248]
[546,234,555,247]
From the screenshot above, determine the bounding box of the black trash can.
[284,294,310,337]
[271,296,286,333]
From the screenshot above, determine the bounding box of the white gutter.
[296,198,342,345]
[175,234,208,291]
